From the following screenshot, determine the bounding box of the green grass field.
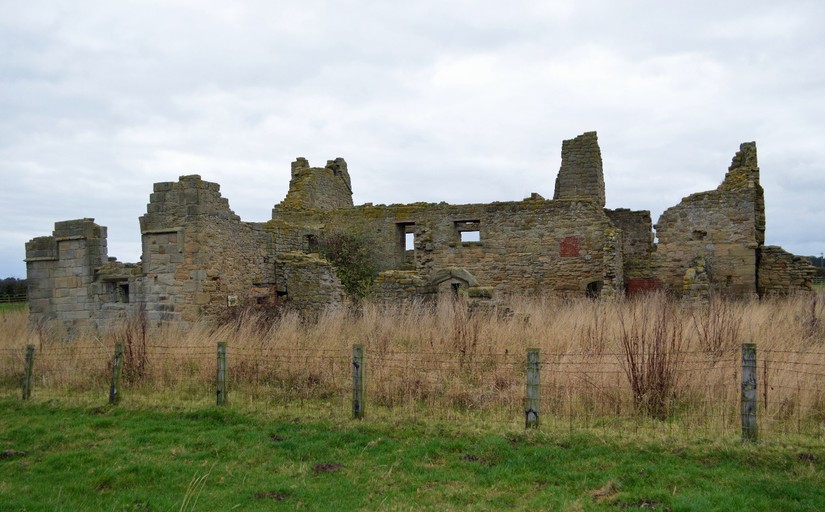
[2,397,824,511]
[0,301,26,313]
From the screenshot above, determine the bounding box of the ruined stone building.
[25,132,815,330]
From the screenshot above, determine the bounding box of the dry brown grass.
[2,292,824,437]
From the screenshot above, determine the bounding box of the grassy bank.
[0,301,26,313]
[2,397,824,511]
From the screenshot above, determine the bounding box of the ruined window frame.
[396,222,416,266]
[303,233,319,254]
[117,282,130,303]
[454,220,481,246]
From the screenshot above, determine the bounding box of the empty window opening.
[116,283,130,303]
[304,234,319,254]
[397,222,416,266]
[460,230,480,243]
[455,220,481,244]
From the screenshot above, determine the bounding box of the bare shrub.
[617,292,685,419]
[118,304,147,383]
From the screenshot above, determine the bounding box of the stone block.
[193,292,211,305]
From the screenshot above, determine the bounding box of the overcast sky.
[2,0,824,278]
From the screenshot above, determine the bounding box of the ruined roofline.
[276,157,354,212]
[275,130,608,215]
[720,141,760,191]
[24,131,816,334]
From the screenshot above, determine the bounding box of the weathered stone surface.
[758,246,816,296]
[654,143,768,297]
[277,158,353,211]
[25,132,813,332]
[553,131,605,208]
[274,252,345,314]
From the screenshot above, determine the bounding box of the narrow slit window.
[397,222,416,266]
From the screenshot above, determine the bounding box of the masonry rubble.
[26,131,816,331]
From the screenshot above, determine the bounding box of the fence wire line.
[5,344,825,438]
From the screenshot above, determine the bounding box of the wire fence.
[3,340,824,442]
[0,294,26,304]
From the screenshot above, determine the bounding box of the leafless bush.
[115,304,147,383]
[617,292,685,419]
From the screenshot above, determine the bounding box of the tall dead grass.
[1,292,824,436]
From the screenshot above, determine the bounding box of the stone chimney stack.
[553,131,606,208]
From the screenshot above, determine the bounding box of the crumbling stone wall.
[605,208,656,281]
[758,246,815,295]
[138,174,272,325]
[25,219,109,330]
[274,252,345,314]
[25,131,813,332]
[373,270,428,303]
[276,157,353,211]
[654,143,766,297]
[270,195,621,298]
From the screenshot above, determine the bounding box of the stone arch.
[428,267,480,288]
[428,267,480,299]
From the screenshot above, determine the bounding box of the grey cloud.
[1,0,824,278]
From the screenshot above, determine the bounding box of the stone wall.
[758,246,815,295]
[138,174,272,325]
[373,270,427,303]
[654,143,765,297]
[274,252,345,314]
[270,198,621,298]
[605,208,656,280]
[25,131,814,332]
[25,218,109,330]
[276,157,353,212]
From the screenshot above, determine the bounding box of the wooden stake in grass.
[109,343,124,405]
[216,342,228,406]
[525,348,540,428]
[352,344,364,419]
[741,343,757,442]
[22,344,35,400]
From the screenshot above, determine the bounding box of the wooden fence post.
[22,345,35,400]
[352,344,365,419]
[741,343,757,442]
[526,348,540,428]
[109,343,124,405]
[216,341,228,406]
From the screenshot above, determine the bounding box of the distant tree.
[807,255,825,268]
[0,278,27,300]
